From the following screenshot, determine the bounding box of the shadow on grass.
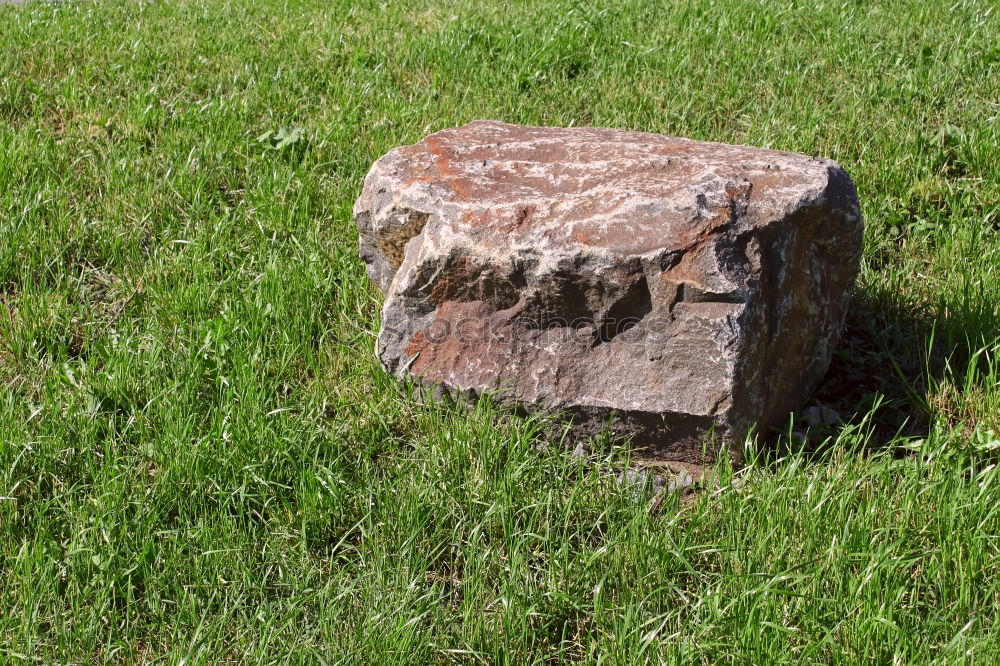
[807,282,997,448]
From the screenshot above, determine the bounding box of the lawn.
[1,0,999,662]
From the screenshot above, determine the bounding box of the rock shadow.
[801,281,996,450]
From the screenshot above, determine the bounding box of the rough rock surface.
[354,121,863,462]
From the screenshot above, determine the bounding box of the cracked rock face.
[354,121,863,463]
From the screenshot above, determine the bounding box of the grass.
[1,0,999,661]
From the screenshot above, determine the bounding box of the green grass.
[1,0,999,662]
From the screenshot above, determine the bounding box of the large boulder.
[354,121,863,463]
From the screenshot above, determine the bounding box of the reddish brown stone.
[355,121,863,463]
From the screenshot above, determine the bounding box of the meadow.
[1,0,999,662]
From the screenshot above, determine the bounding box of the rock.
[354,121,863,463]
[800,405,843,429]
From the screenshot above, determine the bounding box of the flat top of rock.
[363,120,848,256]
